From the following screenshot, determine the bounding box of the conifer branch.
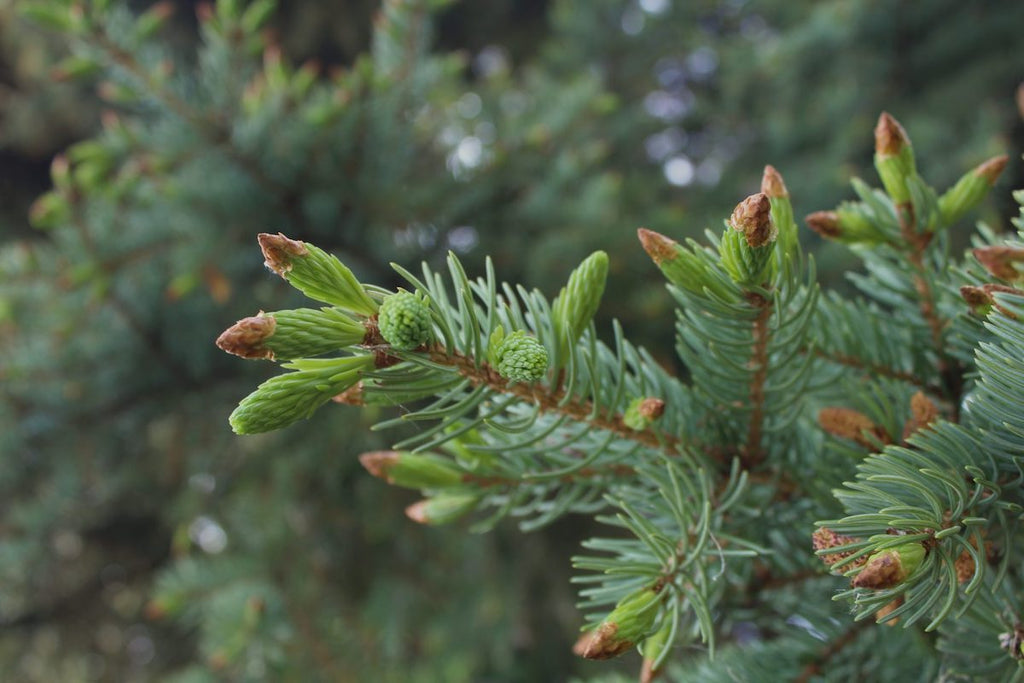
[742,292,773,468]
[426,345,685,457]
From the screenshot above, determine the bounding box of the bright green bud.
[622,397,665,431]
[852,542,926,590]
[638,228,708,292]
[806,204,888,245]
[638,228,737,301]
[377,291,433,350]
[359,450,464,489]
[640,616,674,682]
[216,308,367,361]
[939,155,1009,225]
[552,251,609,349]
[873,112,917,204]
[405,493,480,525]
[495,331,548,382]
[762,165,797,257]
[720,193,777,287]
[258,233,378,316]
[580,587,661,660]
[229,355,374,434]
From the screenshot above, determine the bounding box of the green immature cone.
[873,112,917,205]
[216,308,367,361]
[377,291,433,350]
[258,233,378,316]
[552,251,609,354]
[720,193,777,287]
[851,542,926,590]
[359,450,464,489]
[229,355,374,434]
[405,493,480,525]
[581,587,661,660]
[495,331,549,382]
[939,155,1009,225]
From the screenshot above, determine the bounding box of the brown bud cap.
[729,192,775,247]
[332,382,365,405]
[973,245,1024,281]
[640,658,657,683]
[215,314,276,360]
[805,211,841,239]
[637,228,680,266]
[572,630,596,657]
[581,622,632,660]
[761,165,788,198]
[903,391,939,440]
[257,232,308,277]
[876,596,904,625]
[961,283,1024,318]
[955,537,994,584]
[851,551,904,589]
[955,547,976,584]
[960,284,993,309]
[404,500,430,524]
[812,527,866,569]
[852,543,924,589]
[358,450,400,480]
[638,398,666,421]
[973,155,1009,185]
[874,112,910,157]
[819,407,886,449]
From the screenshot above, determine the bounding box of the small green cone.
[552,250,609,353]
[377,291,433,350]
[495,331,549,382]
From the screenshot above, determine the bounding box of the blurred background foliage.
[0,0,1021,680]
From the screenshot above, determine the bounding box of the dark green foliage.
[2,0,1024,681]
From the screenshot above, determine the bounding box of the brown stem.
[464,464,637,488]
[897,204,962,419]
[427,346,685,457]
[742,293,773,468]
[808,348,941,395]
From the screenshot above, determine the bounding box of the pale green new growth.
[218,113,1024,681]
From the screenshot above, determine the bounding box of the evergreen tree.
[3,0,1023,680]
